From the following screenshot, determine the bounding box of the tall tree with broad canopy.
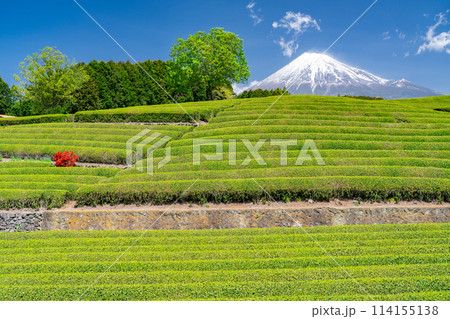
[169,28,250,100]
[0,76,13,114]
[14,47,89,114]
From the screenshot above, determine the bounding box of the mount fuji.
[244,53,441,99]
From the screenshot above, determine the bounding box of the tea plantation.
[0,95,449,208]
[0,223,448,300]
[79,95,450,206]
[0,95,449,301]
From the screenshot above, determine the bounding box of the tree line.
[236,88,290,99]
[0,28,251,116]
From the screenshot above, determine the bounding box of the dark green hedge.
[0,190,68,210]
[74,177,450,207]
[73,110,214,123]
[0,114,71,126]
[72,100,234,123]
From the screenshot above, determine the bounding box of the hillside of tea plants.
[0,95,449,209]
[0,223,448,300]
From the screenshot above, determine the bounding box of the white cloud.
[276,37,299,57]
[272,11,320,34]
[272,11,320,57]
[246,1,262,25]
[232,80,261,94]
[396,29,406,39]
[417,10,450,54]
[382,29,406,40]
[404,51,410,57]
[381,31,391,40]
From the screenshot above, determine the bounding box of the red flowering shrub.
[53,151,79,167]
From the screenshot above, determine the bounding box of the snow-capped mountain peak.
[247,52,441,99]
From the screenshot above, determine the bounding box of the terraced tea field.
[0,96,449,302]
[0,161,120,209]
[0,123,190,164]
[0,95,449,208]
[77,95,450,206]
[0,223,447,300]
[0,99,236,126]
[74,99,237,123]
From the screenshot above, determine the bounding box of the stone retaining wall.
[0,212,43,232]
[1,206,447,232]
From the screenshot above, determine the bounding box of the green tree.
[236,87,290,99]
[0,76,13,114]
[7,100,33,117]
[14,47,89,114]
[169,28,250,100]
[212,83,234,100]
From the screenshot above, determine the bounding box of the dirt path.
[3,200,448,215]
[51,200,450,213]
[0,158,127,169]
[85,121,207,126]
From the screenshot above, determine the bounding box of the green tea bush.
[0,114,71,126]
[0,223,447,300]
[73,100,236,123]
[0,95,449,207]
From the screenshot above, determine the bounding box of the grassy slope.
[0,223,448,300]
[76,95,450,206]
[0,95,449,208]
[0,114,71,126]
[0,99,237,126]
[0,161,121,209]
[0,99,236,163]
[73,99,238,123]
[0,123,191,164]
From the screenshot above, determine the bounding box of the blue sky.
[1,0,449,94]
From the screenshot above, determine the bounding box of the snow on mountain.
[247,52,441,99]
